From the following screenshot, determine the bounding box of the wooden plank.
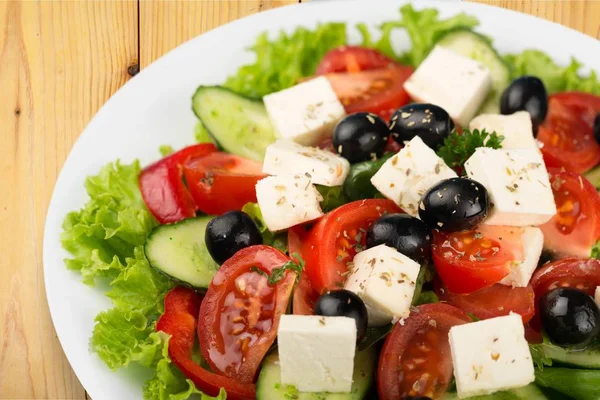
[139,0,300,68]
[468,0,600,39]
[0,1,138,399]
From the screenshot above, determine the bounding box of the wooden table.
[0,1,598,398]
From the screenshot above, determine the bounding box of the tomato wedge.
[316,46,396,74]
[378,303,471,399]
[183,152,265,215]
[156,287,255,400]
[435,281,535,323]
[538,92,600,174]
[139,143,217,223]
[288,226,319,315]
[300,199,401,293]
[198,245,295,384]
[540,169,600,257]
[325,66,413,121]
[432,226,525,294]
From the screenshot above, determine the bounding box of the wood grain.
[0,0,598,399]
[0,1,137,399]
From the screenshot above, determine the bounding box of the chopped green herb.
[437,128,504,171]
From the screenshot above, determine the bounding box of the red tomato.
[316,46,396,75]
[198,245,296,384]
[300,199,401,293]
[325,66,413,121]
[432,225,526,294]
[288,227,319,315]
[183,152,265,215]
[377,303,471,399]
[538,92,600,174]
[435,281,535,323]
[139,143,217,224]
[156,287,255,399]
[540,169,600,257]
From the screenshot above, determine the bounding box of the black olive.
[540,288,600,347]
[205,211,262,265]
[594,113,600,145]
[389,103,454,150]
[366,214,432,263]
[419,178,489,232]
[333,112,389,163]
[500,76,548,133]
[314,290,368,342]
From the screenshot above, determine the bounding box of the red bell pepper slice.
[156,287,255,400]
[139,144,217,224]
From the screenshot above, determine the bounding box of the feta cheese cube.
[465,148,556,226]
[263,76,346,146]
[469,112,538,151]
[371,136,457,216]
[344,244,421,326]
[403,46,492,127]
[595,287,600,307]
[256,175,323,231]
[262,139,350,186]
[500,227,544,287]
[278,315,356,393]
[449,313,535,398]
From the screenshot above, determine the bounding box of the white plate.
[43,1,600,398]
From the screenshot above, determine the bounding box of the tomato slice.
[538,92,600,174]
[435,281,535,323]
[540,169,600,257]
[198,245,296,383]
[316,46,396,74]
[432,226,525,294]
[325,66,413,121]
[156,287,255,400]
[288,226,319,315]
[300,199,401,293]
[183,152,265,215]
[377,303,471,399]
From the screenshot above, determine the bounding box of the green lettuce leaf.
[194,121,214,145]
[535,367,600,400]
[316,185,348,213]
[224,23,347,98]
[505,50,600,95]
[242,202,288,253]
[144,333,227,400]
[359,4,479,66]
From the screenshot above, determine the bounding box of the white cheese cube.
[595,287,600,307]
[262,139,350,186]
[278,315,356,393]
[403,46,492,127]
[344,244,421,326]
[256,175,323,231]
[449,313,535,398]
[371,136,457,216]
[465,148,556,226]
[500,227,544,287]
[469,112,538,151]
[263,76,346,146]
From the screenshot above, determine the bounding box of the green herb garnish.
[437,128,504,171]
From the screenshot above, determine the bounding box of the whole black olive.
[333,112,389,163]
[594,113,600,145]
[540,288,600,347]
[314,290,368,342]
[500,76,548,133]
[419,178,489,232]
[205,211,262,265]
[366,214,432,263]
[389,104,454,150]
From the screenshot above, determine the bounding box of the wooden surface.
[0,0,598,398]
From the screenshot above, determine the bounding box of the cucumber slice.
[192,86,277,161]
[535,342,600,369]
[442,384,548,399]
[437,29,511,114]
[256,347,377,400]
[144,216,219,289]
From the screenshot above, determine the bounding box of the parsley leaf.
[250,253,305,285]
[437,129,504,172]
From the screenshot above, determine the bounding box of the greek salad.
[61,5,600,400]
